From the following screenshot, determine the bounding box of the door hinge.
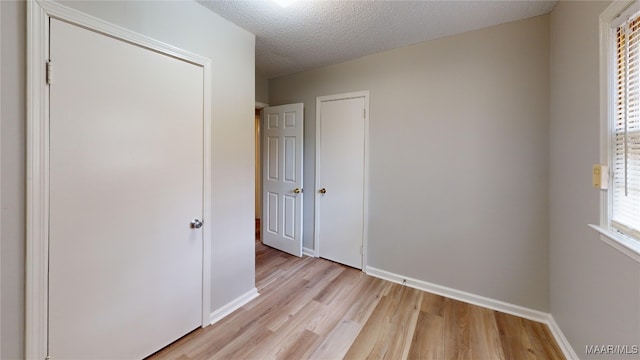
[46,61,53,85]
[360,245,363,255]
[363,109,366,118]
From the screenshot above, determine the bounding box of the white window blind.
[613,12,640,241]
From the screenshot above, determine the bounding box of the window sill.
[588,224,640,264]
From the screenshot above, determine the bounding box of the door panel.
[262,104,304,256]
[318,97,366,269]
[284,194,296,238]
[285,136,297,181]
[48,19,203,359]
[268,137,279,180]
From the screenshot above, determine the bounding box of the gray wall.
[270,15,550,311]
[1,1,26,358]
[1,1,256,358]
[256,74,269,104]
[549,1,640,358]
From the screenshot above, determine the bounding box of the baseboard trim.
[303,247,316,257]
[365,266,548,322]
[546,315,579,360]
[209,287,259,325]
[365,266,576,359]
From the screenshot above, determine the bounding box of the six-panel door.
[261,104,304,257]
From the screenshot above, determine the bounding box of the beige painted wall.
[1,1,256,358]
[549,1,640,358]
[270,15,550,311]
[256,74,269,104]
[1,1,26,358]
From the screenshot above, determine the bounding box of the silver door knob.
[190,219,203,229]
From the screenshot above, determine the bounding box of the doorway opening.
[255,107,262,243]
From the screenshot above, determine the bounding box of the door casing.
[25,2,213,358]
[314,91,370,269]
[255,102,268,221]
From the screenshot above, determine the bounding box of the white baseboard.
[365,266,548,322]
[546,315,579,360]
[303,247,316,257]
[209,287,259,325]
[365,266,576,359]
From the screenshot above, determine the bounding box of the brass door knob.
[319,188,327,194]
[293,188,302,194]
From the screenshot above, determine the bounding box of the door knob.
[293,188,302,194]
[190,219,203,229]
[319,188,327,194]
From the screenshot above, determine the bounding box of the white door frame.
[314,91,370,269]
[255,102,268,221]
[26,2,213,358]
[0,3,3,357]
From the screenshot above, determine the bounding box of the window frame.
[594,0,640,263]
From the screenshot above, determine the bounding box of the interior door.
[262,104,304,257]
[317,96,366,269]
[48,19,203,359]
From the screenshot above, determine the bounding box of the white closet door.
[48,19,203,359]
[317,96,366,269]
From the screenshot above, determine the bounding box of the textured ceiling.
[198,0,557,79]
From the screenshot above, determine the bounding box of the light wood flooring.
[148,240,564,360]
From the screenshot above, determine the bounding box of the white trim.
[314,91,370,270]
[209,288,259,325]
[598,1,620,228]
[547,316,580,360]
[255,101,268,109]
[26,2,50,358]
[202,61,213,328]
[362,94,370,271]
[302,247,316,257]
[313,99,320,260]
[365,266,578,359]
[602,2,636,34]
[27,1,214,358]
[598,0,640,256]
[589,224,640,263]
[609,1,640,29]
[0,2,3,357]
[36,1,208,66]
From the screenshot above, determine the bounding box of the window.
[596,1,640,262]
[611,8,640,242]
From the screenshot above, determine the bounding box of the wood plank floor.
[148,241,564,360]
